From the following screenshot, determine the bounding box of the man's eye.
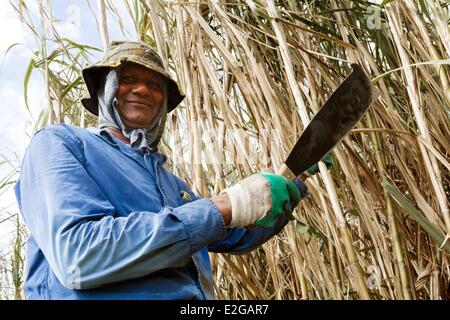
[147,81,161,89]
[121,76,135,83]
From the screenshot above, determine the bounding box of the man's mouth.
[126,100,151,107]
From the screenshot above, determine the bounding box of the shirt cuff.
[172,198,226,254]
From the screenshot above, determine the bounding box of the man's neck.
[105,127,130,144]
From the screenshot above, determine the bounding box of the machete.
[278,63,380,179]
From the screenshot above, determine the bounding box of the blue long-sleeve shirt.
[14,124,289,299]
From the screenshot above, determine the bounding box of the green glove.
[254,173,302,228]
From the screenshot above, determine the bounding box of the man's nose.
[131,81,150,95]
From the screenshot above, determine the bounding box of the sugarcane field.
[0,0,449,302]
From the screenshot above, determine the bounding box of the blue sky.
[0,0,136,251]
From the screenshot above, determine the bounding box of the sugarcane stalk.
[265,0,371,299]
[38,0,53,126]
[386,3,450,236]
[97,0,109,51]
[366,111,414,299]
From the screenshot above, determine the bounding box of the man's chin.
[122,117,154,129]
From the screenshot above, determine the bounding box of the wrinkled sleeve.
[207,217,289,254]
[176,180,290,255]
[16,128,226,290]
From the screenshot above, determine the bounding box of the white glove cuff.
[221,173,272,227]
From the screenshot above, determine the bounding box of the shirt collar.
[89,127,168,164]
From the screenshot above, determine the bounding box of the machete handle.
[277,163,309,199]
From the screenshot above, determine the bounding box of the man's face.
[116,63,164,129]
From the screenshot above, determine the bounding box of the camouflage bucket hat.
[81,41,185,115]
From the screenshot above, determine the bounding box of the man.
[14,41,309,300]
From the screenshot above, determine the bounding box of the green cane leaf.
[383,179,450,253]
[295,221,309,234]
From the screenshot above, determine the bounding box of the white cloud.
[0,2,24,56]
[0,75,42,241]
[0,74,44,156]
[53,4,82,41]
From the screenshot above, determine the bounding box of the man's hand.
[252,173,305,228]
[211,155,332,228]
[213,173,304,228]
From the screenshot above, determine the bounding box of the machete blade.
[284,64,380,177]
